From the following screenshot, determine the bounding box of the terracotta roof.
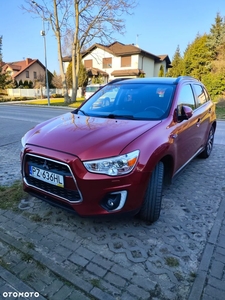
[158,55,172,67]
[63,41,171,66]
[111,69,145,76]
[83,42,161,61]
[87,67,108,76]
[62,56,72,62]
[2,58,49,78]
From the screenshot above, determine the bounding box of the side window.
[177,84,196,112]
[193,84,207,106]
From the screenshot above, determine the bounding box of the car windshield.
[76,83,175,120]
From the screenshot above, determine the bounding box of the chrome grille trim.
[22,153,83,203]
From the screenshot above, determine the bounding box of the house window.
[103,57,112,68]
[84,59,93,68]
[26,71,29,78]
[33,71,37,79]
[121,56,131,67]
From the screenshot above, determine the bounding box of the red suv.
[21,77,216,223]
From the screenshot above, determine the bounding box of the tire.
[199,126,215,158]
[139,162,164,223]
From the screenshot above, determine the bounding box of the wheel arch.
[160,154,174,185]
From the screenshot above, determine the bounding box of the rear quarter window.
[192,84,209,107]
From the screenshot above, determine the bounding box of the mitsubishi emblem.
[42,160,49,170]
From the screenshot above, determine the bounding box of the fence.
[7,88,82,98]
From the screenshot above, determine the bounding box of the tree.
[158,65,164,77]
[22,0,73,103]
[70,0,137,102]
[183,34,211,80]
[207,12,225,59]
[23,0,136,103]
[18,79,24,87]
[167,45,184,77]
[51,71,63,88]
[66,60,88,89]
[0,35,9,89]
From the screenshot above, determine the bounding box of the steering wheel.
[145,106,164,115]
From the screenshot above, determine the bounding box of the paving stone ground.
[0,141,225,299]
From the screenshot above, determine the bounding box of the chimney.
[26,58,32,65]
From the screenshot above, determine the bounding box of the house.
[63,41,172,83]
[1,58,49,86]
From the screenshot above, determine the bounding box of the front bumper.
[21,146,149,217]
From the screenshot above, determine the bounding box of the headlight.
[83,150,139,176]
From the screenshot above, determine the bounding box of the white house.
[63,41,172,83]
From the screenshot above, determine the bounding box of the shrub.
[51,93,63,98]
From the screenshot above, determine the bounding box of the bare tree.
[22,0,137,103]
[70,0,137,102]
[21,0,73,103]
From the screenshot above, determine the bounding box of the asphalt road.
[0,105,73,147]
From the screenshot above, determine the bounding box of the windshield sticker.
[156,88,166,97]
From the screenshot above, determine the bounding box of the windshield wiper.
[76,108,88,116]
[106,114,135,119]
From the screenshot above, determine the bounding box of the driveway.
[0,121,225,300]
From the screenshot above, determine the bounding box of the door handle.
[196,118,201,127]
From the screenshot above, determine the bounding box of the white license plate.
[29,165,64,187]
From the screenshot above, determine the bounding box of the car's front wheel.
[199,126,215,158]
[139,162,164,223]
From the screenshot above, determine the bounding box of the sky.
[0,0,225,73]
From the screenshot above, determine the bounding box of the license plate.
[29,165,64,187]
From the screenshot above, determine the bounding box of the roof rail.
[107,78,133,85]
[175,76,199,83]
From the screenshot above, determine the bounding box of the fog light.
[101,191,127,212]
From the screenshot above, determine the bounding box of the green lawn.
[215,107,225,119]
[19,98,85,108]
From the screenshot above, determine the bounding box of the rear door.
[191,84,213,147]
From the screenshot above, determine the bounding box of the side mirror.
[176,105,193,121]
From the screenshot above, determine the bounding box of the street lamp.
[32,0,50,106]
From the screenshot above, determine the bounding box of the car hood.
[24,112,161,160]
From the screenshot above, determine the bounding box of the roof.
[2,58,49,78]
[86,67,108,76]
[111,69,145,77]
[62,41,171,67]
[82,42,161,61]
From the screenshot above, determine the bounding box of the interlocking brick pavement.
[0,139,225,299]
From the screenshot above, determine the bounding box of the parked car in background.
[85,84,105,99]
[21,76,216,223]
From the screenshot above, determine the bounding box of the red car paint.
[21,77,216,221]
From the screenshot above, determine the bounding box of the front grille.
[23,154,82,203]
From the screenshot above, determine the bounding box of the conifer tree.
[167,45,183,77]
[158,65,164,77]
[207,12,225,59]
[183,34,211,80]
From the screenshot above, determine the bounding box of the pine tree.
[183,34,211,80]
[207,12,225,59]
[158,65,164,77]
[167,45,183,77]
